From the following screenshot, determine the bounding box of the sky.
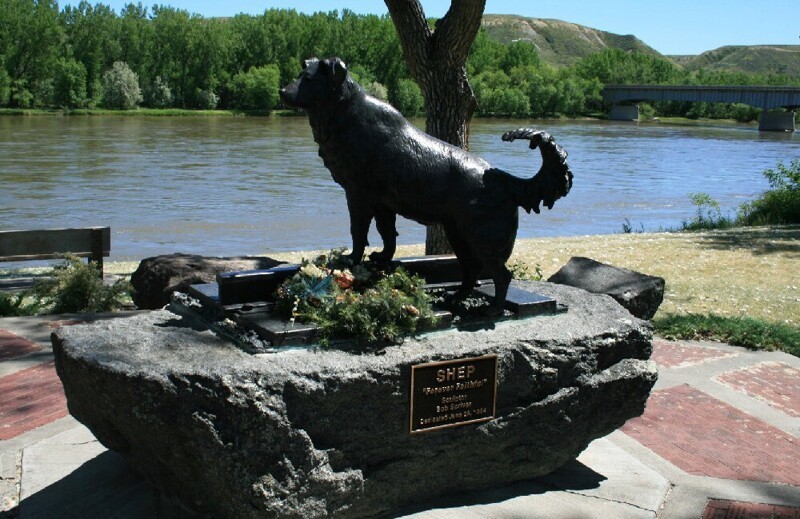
[61,0,799,56]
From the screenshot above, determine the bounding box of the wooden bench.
[0,227,111,277]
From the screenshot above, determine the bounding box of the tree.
[0,0,63,107]
[53,58,88,108]
[0,67,10,106]
[384,0,485,254]
[144,75,172,108]
[61,2,121,105]
[102,61,142,109]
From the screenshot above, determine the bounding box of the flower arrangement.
[274,250,438,347]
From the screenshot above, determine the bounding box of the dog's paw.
[368,250,394,264]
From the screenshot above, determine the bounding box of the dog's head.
[279,57,349,110]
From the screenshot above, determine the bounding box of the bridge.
[601,85,800,131]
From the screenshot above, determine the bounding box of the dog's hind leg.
[444,226,481,301]
[484,260,512,316]
[346,193,373,264]
[369,207,397,264]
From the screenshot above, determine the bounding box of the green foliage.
[102,61,142,109]
[507,260,543,281]
[393,78,424,116]
[739,159,800,225]
[0,291,39,317]
[193,88,219,110]
[274,251,438,348]
[679,161,800,231]
[501,41,540,72]
[144,76,173,108]
[0,67,10,106]
[10,79,33,108]
[653,313,800,357]
[53,58,88,108]
[1,5,797,115]
[680,193,734,231]
[29,255,132,314]
[574,48,682,85]
[365,81,388,101]
[621,218,644,234]
[231,64,280,110]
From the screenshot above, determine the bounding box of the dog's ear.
[322,57,348,87]
[302,58,318,70]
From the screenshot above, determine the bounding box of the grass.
[3,226,799,355]
[653,313,800,356]
[268,225,800,326]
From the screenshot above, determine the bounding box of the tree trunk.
[385,0,485,255]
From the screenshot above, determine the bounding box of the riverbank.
[85,225,797,326]
[0,108,760,128]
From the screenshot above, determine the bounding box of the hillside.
[481,14,663,67]
[669,45,800,76]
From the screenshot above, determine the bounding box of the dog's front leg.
[369,208,397,264]
[346,192,372,264]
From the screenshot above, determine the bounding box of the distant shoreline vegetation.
[1,4,798,120]
[0,107,763,130]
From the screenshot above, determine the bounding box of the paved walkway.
[1,314,798,518]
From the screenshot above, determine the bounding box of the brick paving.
[2,320,799,518]
[0,329,40,361]
[0,360,68,441]
[622,384,800,486]
[651,338,738,368]
[702,499,800,519]
[715,362,800,418]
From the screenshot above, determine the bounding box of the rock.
[130,253,284,309]
[53,281,657,518]
[547,257,665,320]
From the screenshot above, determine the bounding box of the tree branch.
[433,0,486,65]
[384,0,431,79]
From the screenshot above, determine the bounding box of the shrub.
[274,251,437,348]
[29,255,132,314]
[0,67,10,106]
[680,192,734,230]
[507,260,543,281]
[0,291,39,317]
[393,78,424,116]
[738,159,800,225]
[365,81,388,101]
[102,61,142,109]
[194,87,219,110]
[145,76,173,108]
[480,87,530,117]
[10,79,33,108]
[231,64,280,110]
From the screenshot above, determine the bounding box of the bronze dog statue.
[280,57,572,315]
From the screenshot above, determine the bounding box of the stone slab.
[547,256,665,319]
[53,281,657,518]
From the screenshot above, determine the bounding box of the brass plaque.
[409,354,498,434]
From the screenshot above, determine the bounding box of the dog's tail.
[502,128,573,214]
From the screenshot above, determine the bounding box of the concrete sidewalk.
[1,313,798,518]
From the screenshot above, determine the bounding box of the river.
[1,115,798,261]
